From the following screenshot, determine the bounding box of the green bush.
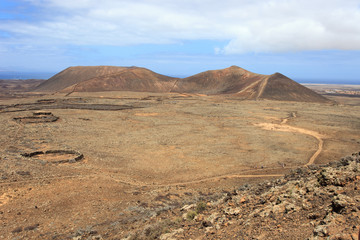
[186,210,197,220]
[196,201,206,213]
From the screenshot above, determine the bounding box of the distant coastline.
[0,72,359,85]
[297,79,360,85]
[302,83,360,87]
[0,72,55,80]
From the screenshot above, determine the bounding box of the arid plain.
[0,89,359,239]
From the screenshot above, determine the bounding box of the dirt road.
[0,109,324,190]
[256,113,324,166]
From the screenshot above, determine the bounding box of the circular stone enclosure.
[14,112,59,123]
[21,150,84,164]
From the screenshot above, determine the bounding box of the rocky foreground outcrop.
[118,152,360,240]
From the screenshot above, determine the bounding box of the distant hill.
[61,67,178,93]
[34,65,330,103]
[171,66,330,102]
[0,79,45,93]
[34,66,131,92]
[260,72,331,102]
[171,66,267,95]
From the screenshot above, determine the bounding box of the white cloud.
[2,0,360,53]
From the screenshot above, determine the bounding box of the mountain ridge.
[33,65,331,103]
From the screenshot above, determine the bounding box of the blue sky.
[1,0,360,83]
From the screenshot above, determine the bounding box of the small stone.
[91,235,103,240]
[314,225,328,237]
[329,233,353,240]
[205,227,215,234]
[285,203,297,213]
[181,204,195,211]
[24,223,39,231]
[302,201,313,210]
[272,204,286,214]
[160,228,184,240]
[11,227,23,234]
[201,221,212,228]
[194,214,204,222]
[239,196,246,203]
[308,213,321,220]
[351,233,358,240]
[224,207,241,216]
[332,195,351,213]
[206,213,220,224]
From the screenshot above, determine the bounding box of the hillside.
[171,65,267,95]
[34,65,330,103]
[261,73,331,102]
[61,67,178,93]
[0,79,45,98]
[1,90,359,239]
[0,79,44,92]
[117,152,360,239]
[172,66,330,102]
[34,66,130,92]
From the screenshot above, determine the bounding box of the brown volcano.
[34,65,330,103]
[34,66,130,92]
[61,67,178,93]
[171,65,267,95]
[260,72,331,102]
[171,66,330,102]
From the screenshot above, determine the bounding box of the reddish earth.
[34,66,130,92]
[61,67,178,94]
[32,65,330,103]
[0,69,358,239]
[0,79,45,99]
[0,90,359,239]
[172,67,330,102]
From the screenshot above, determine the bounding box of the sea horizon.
[0,71,359,85]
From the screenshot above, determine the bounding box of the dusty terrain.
[305,84,360,106]
[0,79,45,99]
[304,84,360,95]
[0,91,359,239]
[124,151,360,240]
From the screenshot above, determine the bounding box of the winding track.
[0,110,324,188]
[100,112,324,187]
[257,114,324,167]
[142,112,325,187]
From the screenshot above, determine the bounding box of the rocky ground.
[5,152,359,240]
[108,151,360,240]
[1,93,359,240]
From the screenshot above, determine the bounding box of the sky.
[1,0,360,83]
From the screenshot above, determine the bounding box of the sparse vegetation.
[0,86,359,239]
[127,219,180,240]
[185,201,207,221]
[195,201,206,213]
[186,210,197,220]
